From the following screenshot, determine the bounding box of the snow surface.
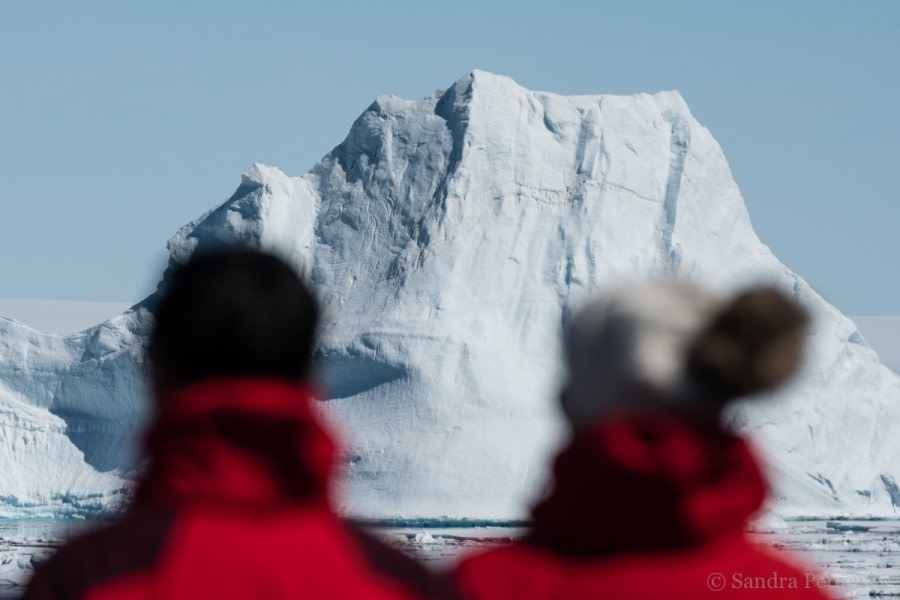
[1,70,899,519]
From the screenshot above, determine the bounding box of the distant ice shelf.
[0,299,132,335]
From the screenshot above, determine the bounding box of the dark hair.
[148,250,319,388]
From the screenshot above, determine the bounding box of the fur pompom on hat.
[561,282,808,427]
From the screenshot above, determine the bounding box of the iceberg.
[1,71,898,519]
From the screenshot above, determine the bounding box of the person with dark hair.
[25,250,451,600]
[454,282,837,599]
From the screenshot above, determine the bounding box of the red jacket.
[25,379,453,600]
[454,412,839,599]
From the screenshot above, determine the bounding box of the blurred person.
[454,282,838,599]
[25,250,452,600]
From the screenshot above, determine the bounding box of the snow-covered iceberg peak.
[1,71,899,520]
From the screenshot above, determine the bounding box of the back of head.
[562,281,808,427]
[148,250,319,391]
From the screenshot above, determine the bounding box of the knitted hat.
[561,282,808,427]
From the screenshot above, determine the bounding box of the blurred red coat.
[455,412,838,599]
[25,378,453,600]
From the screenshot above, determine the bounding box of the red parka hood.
[137,378,338,511]
[530,411,767,556]
[454,412,837,599]
[29,380,457,600]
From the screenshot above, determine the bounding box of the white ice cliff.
[1,71,898,519]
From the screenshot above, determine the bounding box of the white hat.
[562,282,807,427]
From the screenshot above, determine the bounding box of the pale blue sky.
[1,1,898,313]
